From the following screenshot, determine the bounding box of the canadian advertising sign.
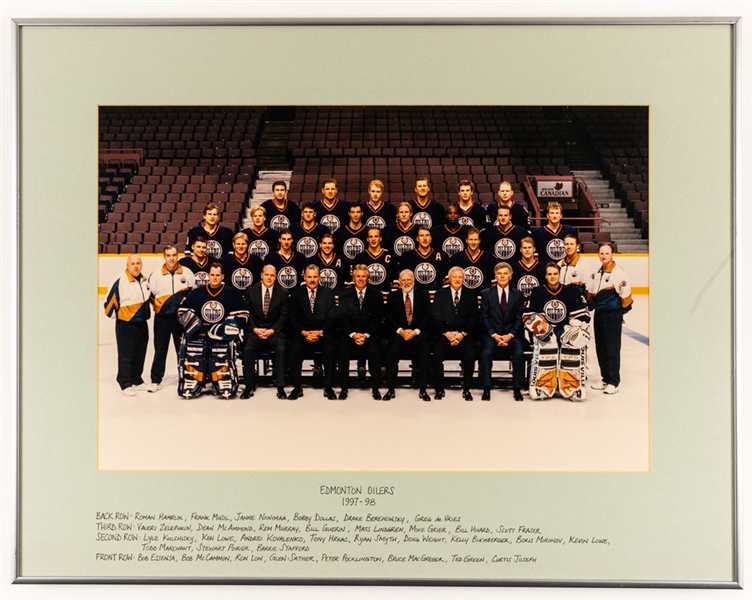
[536,179,574,198]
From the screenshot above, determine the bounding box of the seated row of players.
[105,235,631,402]
[183,178,576,268]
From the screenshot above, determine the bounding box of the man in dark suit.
[288,264,338,400]
[480,262,526,401]
[383,269,432,401]
[337,264,384,400]
[241,264,288,399]
[431,266,479,400]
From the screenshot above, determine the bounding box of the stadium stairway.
[572,170,648,253]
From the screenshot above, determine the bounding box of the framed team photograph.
[3,4,747,598]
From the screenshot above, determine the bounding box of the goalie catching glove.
[207,316,242,341]
[561,319,591,349]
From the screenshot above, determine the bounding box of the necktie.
[358,290,364,310]
[500,287,507,313]
[310,289,316,313]
[263,287,270,317]
[454,290,460,313]
[405,293,413,326]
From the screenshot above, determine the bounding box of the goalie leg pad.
[210,341,239,398]
[177,337,207,398]
[529,335,558,400]
[559,346,586,401]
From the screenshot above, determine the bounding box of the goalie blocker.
[523,263,591,401]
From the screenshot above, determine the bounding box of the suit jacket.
[385,287,431,334]
[339,285,384,337]
[432,286,479,335]
[289,284,336,334]
[242,282,288,333]
[480,285,524,339]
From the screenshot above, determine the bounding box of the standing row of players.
[181,179,578,298]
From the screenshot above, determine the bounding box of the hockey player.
[587,243,633,395]
[185,203,234,260]
[260,180,301,232]
[104,254,151,396]
[310,232,349,294]
[485,181,530,230]
[290,202,329,259]
[559,233,594,295]
[334,202,369,260]
[313,179,350,233]
[481,204,529,263]
[383,202,419,258]
[221,232,263,293]
[523,263,591,401]
[449,228,498,294]
[408,177,444,229]
[362,179,396,230]
[179,236,211,287]
[147,245,196,392]
[431,204,470,258]
[398,227,449,296]
[177,263,249,399]
[240,206,278,261]
[456,180,489,229]
[511,237,547,297]
[264,229,307,291]
[531,201,578,263]
[351,227,397,297]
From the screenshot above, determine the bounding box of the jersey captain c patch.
[201,300,225,324]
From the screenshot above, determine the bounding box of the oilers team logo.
[206,240,222,259]
[412,212,432,228]
[458,216,474,227]
[494,238,516,260]
[366,216,386,229]
[195,272,210,287]
[414,262,436,285]
[296,236,318,258]
[442,237,464,257]
[394,236,415,256]
[321,215,340,233]
[543,299,566,323]
[231,268,253,290]
[270,215,290,231]
[343,238,365,260]
[278,267,298,289]
[201,300,225,323]
[517,275,540,296]
[547,239,566,261]
[179,276,187,284]
[463,267,483,289]
[319,268,337,289]
[367,263,387,286]
[249,240,269,259]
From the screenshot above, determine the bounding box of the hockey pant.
[178,337,239,398]
[528,338,586,401]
